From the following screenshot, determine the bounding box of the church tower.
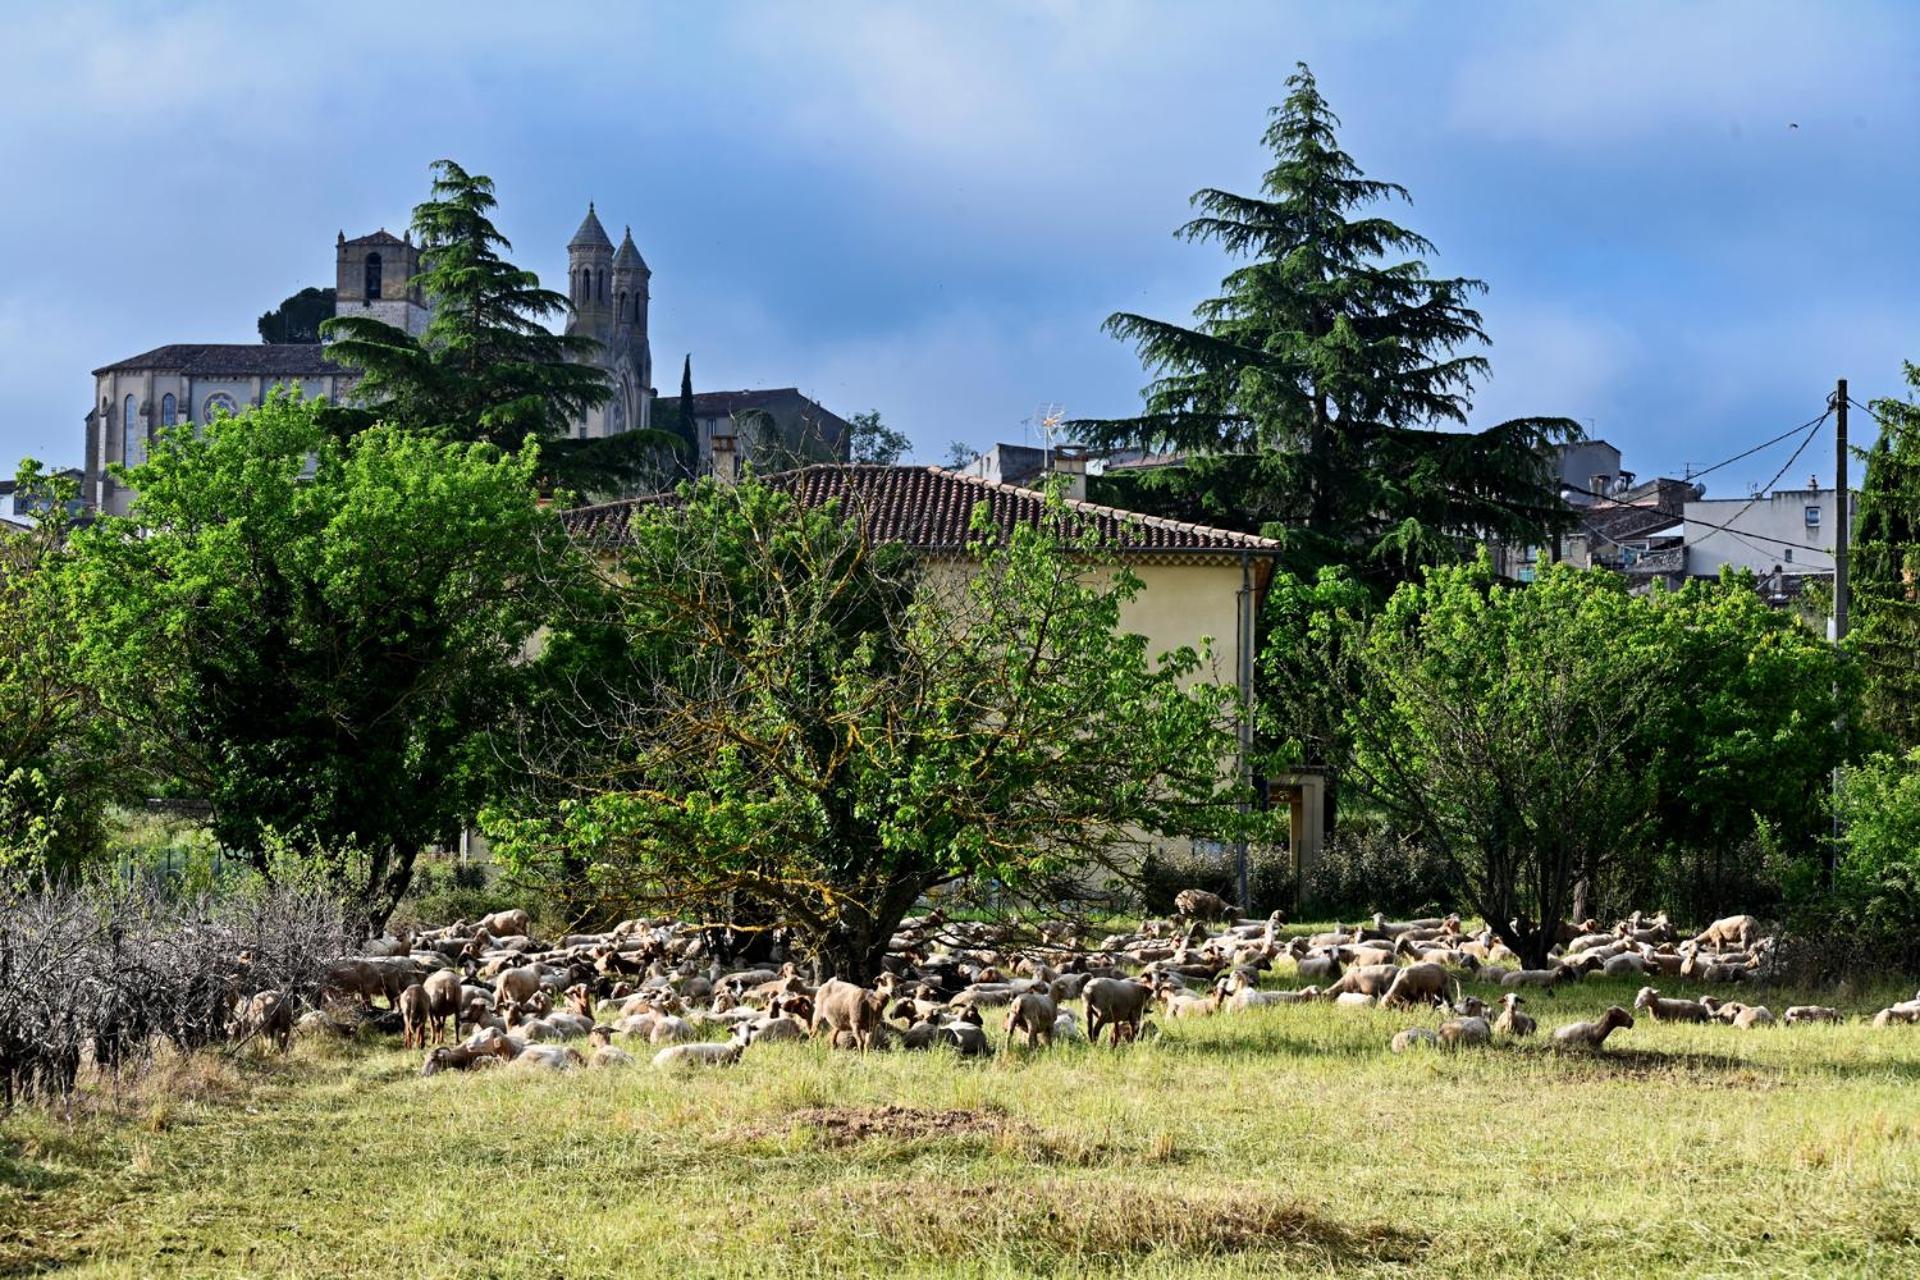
[565,203,615,350]
[333,229,430,336]
[609,226,653,433]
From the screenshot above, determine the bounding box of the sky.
[3,0,1917,496]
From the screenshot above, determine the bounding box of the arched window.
[160,393,176,430]
[618,290,627,320]
[123,395,144,467]
[364,252,383,300]
[579,268,590,302]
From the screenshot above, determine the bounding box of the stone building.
[559,205,653,440]
[650,387,852,473]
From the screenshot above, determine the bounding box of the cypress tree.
[677,355,699,471]
[1079,64,1578,590]
[1850,364,1920,749]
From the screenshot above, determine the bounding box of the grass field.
[4,971,1919,1278]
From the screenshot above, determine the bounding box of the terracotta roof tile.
[563,464,1283,557]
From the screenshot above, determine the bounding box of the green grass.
[4,973,1919,1278]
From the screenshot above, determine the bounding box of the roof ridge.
[922,464,1283,549]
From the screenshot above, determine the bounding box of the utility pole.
[1834,379,1850,643]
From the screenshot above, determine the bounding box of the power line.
[1682,408,1835,483]
[1559,475,1836,557]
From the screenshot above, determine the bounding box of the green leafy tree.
[485,478,1251,978]
[320,160,679,494]
[257,286,337,344]
[1828,748,1920,970]
[944,440,977,469]
[1850,362,1920,750]
[847,410,911,465]
[1078,64,1577,590]
[1279,558,1857,963]
[0,464,119,878]
[66,394,563,925]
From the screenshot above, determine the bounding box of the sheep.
[1332,992,1376,1008]
[1439,1016,1492,1048]
[476,908,533,939]
[1050,1009,1086,1043]
[1551,1006,1634,1050]
[398,983,432,1050]
[1871,1002,1920,1027]
[1173,888,1234,923]
[420,1036,513,1076]
[648,1016,697,1045]
[1293,950,1343,983]
[422,969,463,1045]
[1784,1005,1842,1026]
[586,1027,635,1069]
[510,1044,584,1072]
[811,979,886,1052]
[1390,1027,1440,1053]
[1501,966,1571,990]
[652,1026,752,1070]
[1082,976,1154,1045]
[1633,986,1710,1024]
[324,958,388,1010]
[1003,989,1058,1048]
[1222,985,1319,1012]
[1492,993,1535,1038]
[1379,962,1448,1010]
[492,963,550,1006]
[944,1023,995,1057]
[1155,979,1218,1019]
[1690,914,1760,953]
[1322,963,1400,999]
[233,989,294,1052]
[748,1015,808,1044]
[1732,1005,1776,1030]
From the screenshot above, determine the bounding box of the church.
[83,206,847,515]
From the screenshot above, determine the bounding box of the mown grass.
[4,972,1918,1278]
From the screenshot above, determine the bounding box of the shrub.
[1301,825,1453,920]
[1135,843,1293,918]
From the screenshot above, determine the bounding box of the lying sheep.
[1439,1016,1491,1048]
[1501,966,1571,991]
[1390,1027,1440,1053]
[1551,1006,1634,1050]
[1082,976,1154,1045]
[1732,1005,1776,1030]
[1492,993,1535,1037]
[586,1026,635,1069]
[421,1036,513,1076]
[1633,986,1710,1024]
[652,1026,752,1070]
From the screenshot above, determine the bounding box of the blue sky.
[3,1,1917,495]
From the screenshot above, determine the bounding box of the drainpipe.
[1234,549,1254,915]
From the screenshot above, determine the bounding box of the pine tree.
[321,160,679,493]
[1850,363,1920,749]
[1079,65,1578,589]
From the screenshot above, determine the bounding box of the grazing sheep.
[1003,989,1058,1048]
[1492,993,1536,1038]
[398,983,432,1050]
[811,979,886,1052]
[1633,986,1710,1024]
[1391,1027,1440,1053]
[1173,888,1234,922]
[1551,1006,1634,1050]
[1439,1016,1492,1048]
[1871,1002,1920,1027]
[422,969,463,1045]
[1379,962,1449,1010]
[324,958,388,1010]
[1501,966,1571,990]
[1690,914,1760,953]
[234,989,294,1052]
[1082,976,1154,1045]
[1784,1005,1842,1026]
[1732,1005,1776,1030]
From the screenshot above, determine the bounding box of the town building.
[650,387,853,474]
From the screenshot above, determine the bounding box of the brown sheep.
[476,908,533,939]
[1690,914,1760,952]
[1321,963,1401,1000]
[398,983,432,1050]
[1439,1015,1492,1048]
[422,969,463,1045]
[492,963,550,1006]
[811,978,885,1052]
[234,989,294,1052]
[1379,962,1448,1010]
[1633,986,1709,1024]
[324,958,387,1010]
[1784,1005,1842,1026]
[1082,976,1154,1045]
[420,1036,513,1076]
[1003,989,1057,1048]
[1551,1006,1634,1050]
[1173,888,1234,923]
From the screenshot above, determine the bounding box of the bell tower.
[565,203,615,349]
[333,229,429,336]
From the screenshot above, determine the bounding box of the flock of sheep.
[253,892,1920,1076]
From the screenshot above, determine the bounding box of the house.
[561,451,1319,892]
[1685,479,1842,581]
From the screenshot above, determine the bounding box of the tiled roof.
[92,344,345,378]
[563,464,1284,557]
